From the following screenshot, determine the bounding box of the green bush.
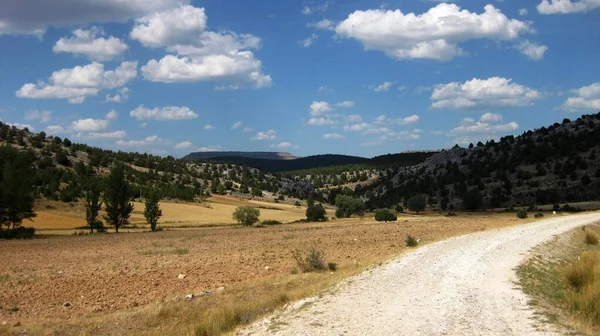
[405,235,418,247]
[233,206,260,226]
[292,248,327,272]
[516,209,528,219]
[306,203,327,222]
[375,209,397,222]
[395,205,404,213]
[328,262,338,272]
[0,227,36,239]
[294,200,301,207]
[261,220,282,226]
[534,212,544,218]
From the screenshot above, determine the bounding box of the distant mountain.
[185,151,298,161]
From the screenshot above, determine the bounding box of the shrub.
[277,195,285,201]
[395,205,404,213]
[462,190,483,211]
[534,212,544,218]
[585,232,599,245]
[292,247,327,273]
[328,262,338,272]
[375,209,397,222]
[445,212,457,217]
[0,226,35,239]
[407,195,426,214]
[262,220,282,226]
[516,209,528,219]
[306,203,327,222]
[294,201,301,207]
[233,206,260,226]
[335,195,365,218]
[405,235,418,247]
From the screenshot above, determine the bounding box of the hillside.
[184,151,298,161]
[354,113,600,210]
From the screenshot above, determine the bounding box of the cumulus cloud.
[431,77,541,110]
[323,133,345,140]
[130,105,198,120]
[307,19,335,31]
[16,61,137,103]
[369,81,394,92]
[25,110,52,123]
[53,27,128,61]
[75,130,127,140]
[537,0,600,14]
[174,141,193,149]
[519,8,529,16]
[515,40,548,60]
[0,0,187,35]
[334,4,532,61]
[204,124,215,130]
[132,5,271,89]
[252,129,277,140]
[70,118,109,132]
[374,114,420,125]
[300,33,318,47]
[243,127,254,133]
[116,135,166,147]
[45,125,66,134]
[308,117,336,126]
[231,121,243,130]
[480,112,503,122]
[196,145,221,152]
[106,109,119,120]
[105,87,130,103]
[450,121,519,134]
[560,82,600,111]
[270,142,293,149]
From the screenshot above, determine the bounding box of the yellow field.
[30,196,336,231]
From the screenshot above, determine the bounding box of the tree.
[84,177,103,233]
[375,209,397,222]
[462,190,483,211]
[0,146,36,232]
[144,188,162,232]
[407,195,426,214]
[233,206,260,226]
[335,195,365,218]
[104,164,133,233]
[306,202,327,222]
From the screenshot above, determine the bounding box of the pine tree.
[104,164,133,233]
[144,188,162,232]
[84,177,102,233]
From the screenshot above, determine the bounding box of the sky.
[0,0,599,158]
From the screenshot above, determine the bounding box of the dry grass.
[516,223,600,335]
[0,212,532,335]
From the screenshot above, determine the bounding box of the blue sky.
[0,0,599,158]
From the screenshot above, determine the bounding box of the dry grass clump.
[563,251,600,325]
[585,232,599,245]
[292,247,327,273]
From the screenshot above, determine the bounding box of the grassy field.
[0,205,543,336]
[516,223,600,335]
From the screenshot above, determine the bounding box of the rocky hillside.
[356,113,600,210]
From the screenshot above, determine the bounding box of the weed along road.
[240,213,600,336]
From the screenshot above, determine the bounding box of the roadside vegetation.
[516,224,600,335]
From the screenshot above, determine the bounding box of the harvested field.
[0,213,542,335]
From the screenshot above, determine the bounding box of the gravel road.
[240,213,599,336]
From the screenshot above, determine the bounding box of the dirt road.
[241,213,599,336]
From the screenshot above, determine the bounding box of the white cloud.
[75,130,127,140]
[231,121,243,130]
[369,81,394,92]
[519,8,529,16]
[0,0,187,36]
[335,4,532,61]
[204,124,215,130]
[174,141,193,149]
[45,125,66,134]
[16,61,137,103]
[537,0,600,14]
[25,110,52,123]
[302,2,331,16]
[130,105,198,120]
[70,118,109,132]
[243,127,254,133]
[133,5,271,89]
[105,87,130,103]
[270,142,293,149]
[252,129,277,140]
[196,145,221,152]
[375,114,420,125]
[116,135,165,147]
[307,19,335,31]
[347,114,363,123]
[480,112,503,122]
[308,117,336,126]
[53,27,128,61]
[336,101,355,108]
[310,101,334,116]
[323,133,345,140]
[318,85,332,93]
[560,82,600,111]
[431,77,541,110]
[515,40,548,60]
[300,33,318,47]
[449,121,519,134]
[106,109,119,120]
[344,123,371,132]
